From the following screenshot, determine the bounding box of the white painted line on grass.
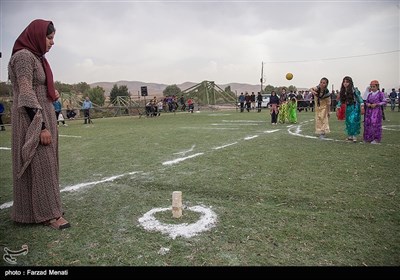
[222,120,265,123]
[59,134,82,138]
[263,129,280,134]
[207,114,231,116]
[0,201,13,210]
[382,125,400,131]
[61,174,125,192]
[138,205,217,239]
[0,147,11,150]
[180,127,239,130]
[162,153,204,166]
[244,135,259,140]
[212,142,238,150]
[0,171,140,210]
[211,123,258,126]
[287,123,339,142]
[288,125,318,139]
[158,247,170,255]
[173,145,195,156]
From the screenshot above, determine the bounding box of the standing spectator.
[363,80,386,144]
[389,88,397,111]
[53,95,67,126]
[310,93,315,112]
[82,96,92,124]
[0,102,5,131]
[238,92,245,112]
[179,95,186,111]
[269,91,279,125]
[310,77,331,139]
[336,76,363,142]
[296,91,304,112]
[398,88,400,112]
[330,90,337,112]
[256,92,263,113]
[250,92,256,111]
[381,88,386,120]
[8,19,70,229]
[245,92,251,112]
[157,99,163,115]
[187,98,194,113]
[303,90,311,112]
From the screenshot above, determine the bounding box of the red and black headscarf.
[12,19,56,101]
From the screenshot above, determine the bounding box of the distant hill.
[89,80,264,97]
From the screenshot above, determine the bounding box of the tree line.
[0,81,298,105]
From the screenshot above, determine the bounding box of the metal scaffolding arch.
[108,96,142,117]
[181,81,236,107]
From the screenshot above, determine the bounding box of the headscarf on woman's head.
[316,77,330,106]
[12,19,56,101]
[370,80,379,86]
[362,86,371,100]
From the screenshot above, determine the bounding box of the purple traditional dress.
[363,90,386,143]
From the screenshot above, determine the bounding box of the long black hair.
[339,76,355,105]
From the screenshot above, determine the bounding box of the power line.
[265,50,400,64]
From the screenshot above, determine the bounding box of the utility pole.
[260,62,264,94]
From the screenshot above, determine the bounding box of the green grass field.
[0,109,399,266]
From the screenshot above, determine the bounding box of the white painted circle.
[382,125,400,131]
[138,205,217,239]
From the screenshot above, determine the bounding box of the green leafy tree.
[118,85,130,97]
[74,82,90,94]
[55,81,73,94]
[264,84,275,94]
[163,84,181,96]
[109,84,119,103]
[88,86,105,106]
[109,84,130,103]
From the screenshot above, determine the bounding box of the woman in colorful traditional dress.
[278,88,288,124]
[287,97,297,124]
[336,76,363,142]
[363,80,387,144]
[310,77,331,139]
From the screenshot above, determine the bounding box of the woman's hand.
[40,129,52,145]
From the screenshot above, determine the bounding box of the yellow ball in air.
[286,73,293,80]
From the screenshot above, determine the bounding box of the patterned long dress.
[8,49,63,223]
[288,99,297,123]
[363,91,386,142]
[315,97,331,135]
[278,102,288,124]
[337,89,363,137]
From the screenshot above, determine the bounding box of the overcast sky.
[1,0,399,90]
